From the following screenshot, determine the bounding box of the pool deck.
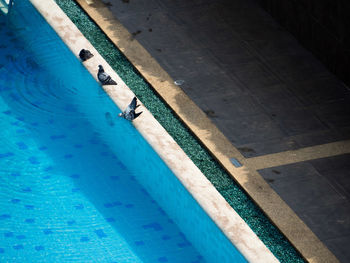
[71,0,350,262]
[29,0,281,262]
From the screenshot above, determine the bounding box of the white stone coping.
[29,0,279,262]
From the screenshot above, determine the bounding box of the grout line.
[72,0,341,262]
[245,140,350,170]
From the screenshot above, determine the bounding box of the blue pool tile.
[11,199,21,204]
[67,220,76,226]
[104,202,122,208]
[177,241,191,248]
[109,176,119,180]
[134,241,144,246]
[50,135,66,140]
[16,116,25,121]
[80,237,89,242]
[0,152,14,158]
[6,54,15,61]
[11,172,21,177]
[25,218,35,223]
[10,94,20,101]
[43,229,53,235]
[11,121,20,126]
[16,129,26,134]
[158,256,168,262]
[16,235,26,240]
[21,187,32,192]
[64,104,76,113]
[4,232,13,237]
[64,154,73,159]
[43,176,51,179]
[72,188,80,193]
[89,139,99,145]
[158,208,166,215]
[74,144,83,148]
[25,205,34,210]
[31,100,42,106]
[30,122,39,126]
[28,156,40,164]
[106,217,115,222]
[142,223,163,231]
[140,188,150,197]
[70,174,80,179]
[191,255,204,263]
[16,142,28,150]
[161,235,171,241]
[68,123,78,129]
[39,146,47,151]
[74,204,84,210]
[13,244,24,250]
[177,234,191,247]
[103,203,114,208]
[3,110,11,115]
[0,248,4,253]
[125,204,134,208]
[0,214,11,220]
[35,246,44,251]
[44,166,53,171]
[94,229,107,238]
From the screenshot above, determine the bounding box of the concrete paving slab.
[324,235,350,263]
[291,77,350,106]
[213,114,285,145]
[260,156,350,262]
[321,169,350,200]
[275,108,327,136]
[292,129,344,149]
[310,154,350,173]
[300,202,350,241]
[233,62,283,91]
[237,136,300,158]
[260,168,346,212]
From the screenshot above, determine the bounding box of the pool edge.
[28,0,279,262]
[69,1,339,263]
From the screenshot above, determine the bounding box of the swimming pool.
[0,1,251,262]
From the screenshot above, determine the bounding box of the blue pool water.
[0,1,248,262]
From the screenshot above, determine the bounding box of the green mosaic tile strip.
[54,1,305,262]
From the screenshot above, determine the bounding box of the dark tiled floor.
[106,0,350,157]
[260,155,350,262]
[103,0,350,261]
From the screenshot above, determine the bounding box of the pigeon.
[97,65,117,85]
[79,49,93,61]
[118,97,143,121]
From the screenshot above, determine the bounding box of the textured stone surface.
[260,155,350,262]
